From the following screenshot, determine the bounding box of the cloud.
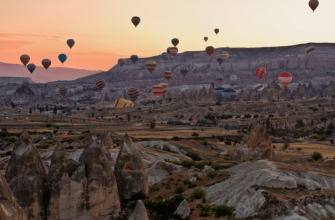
[0,33,65,41]
[70,51,125,57]
[0,39,35,50]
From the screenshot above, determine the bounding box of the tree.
[39,108,43,113]
[266,118,270,130]
[11,102,15,109]
[53,106,57,115]
[46,105,49,111]
[29,108,32,114]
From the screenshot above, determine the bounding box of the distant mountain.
[0,62,103,83]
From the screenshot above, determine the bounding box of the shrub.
[183,179,192,185]
[191,132,199,137]
[172,136,182,141]
[216,102,221,105]
[199,205,212,217]
[190,189,206,200]
[207,171,217,179]
[203,140,208,145]
[145,194,184,220]
[225,141,232,145]
[149,185,160,193]
[330,140,334,144]
[212,164,223,171]
[46,123,52,127]
[165,184,171,190]
[186,152,201,161]
[65,146,74,150]
[312,152,323,161]
[80,135,85,140]
[282,142,290,151]
[82,130,90,134]
[212,205,234,218]
[244,114,252,118]
[9,137,16,143]
[273,145,276,149]
[41,144,49,149]
[174,186,184,194]
[180,160,195,168]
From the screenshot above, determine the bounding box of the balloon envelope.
[309,0,319,12]
[217,57,223,65]
[95,80,106,91]
[220,51,229,62]
[20,54,30,67]
[305,45,315,56]
[230,75,237,82]
[180,67,188,78]
[152,85,163,97]
[42,59,51,69]
[214,28,219,34]
[118,58,125,67]
[130,55,138,65]
[206,46,214,57]
[171,38,179,47]
[164,71,173,81]
[213,87,225,101]
[160,83,169,95]
[114,98,127,108]
[222,88,236,102]
[146,61,157,73]
[170,47,178,57]
[167,47,172,57]
[58,54,67,64]
[128,88,140,102]
[180,85,189,93]
[278,72,292,88]
[59,87,68,96]
[67,39,75,49]
[204,37,208,42]
[254,84,264,91]
[162,52,168,62]
[216,75,224,82]
[256,67,266,80]
[27,64,36,74]
[131,16,141,27]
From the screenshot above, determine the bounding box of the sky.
[1,0,335,74]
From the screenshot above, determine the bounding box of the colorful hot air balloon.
[124,100,135,107]
[206,46,214,57]
[216,75,224,84]
[180,85,189,93]
[59,87,68,96]
[114,98,128,108]
[118,58,125,67]
[254,84,264,92]
[130,55,138,65]
[146,61,157,73]
[95,80,106,91]
[305,45,315,56]
[214,28,219,34]
[220,51,229,62]
[128,88,140,102]
[217,57,223,65]
[172,38,179,47]
[167,47,172,57]
[58,54,67,64]
[309,0,319,12]
[131,16,141,27]
[204,37,208,42]
[180,67,189,78]
[164,71,173,81]
[20,54,30,67]
[278,72,292,88]
[27,64,36,74]
[152,85,163,97]
[160,83,169,95]
[67,39,75,49]
[42,59,51,70]
[162,52,168,62]
[255,67,266,80]
[170,47,178,57]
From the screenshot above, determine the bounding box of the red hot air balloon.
[255,67,266,80]
[170,47,178,57]
[164,71,173,81]
[152,85,163,97]
[206,46,214,57]
[42,59,51,70]
[214,28,219,34]
[278,72,292,88]
[204,37,208,42]
[309,0,319,12]
[20,54,30,67]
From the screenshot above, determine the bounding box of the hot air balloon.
[118,58,125,67]
[230,75,237,82]
[95,80,106,91]
[254,84,264,92]
[68,89,75,95]
[278,72,292,88]
[152,85,163,97]
[206,46,214,57]
[160,83,169,95]
[76,86,83,92]
[213,87,225,101]
[180,85,189,93]
[170,47,178,57]
[214,28,219,34]
[27,64,36,74]
[128,88,140,102]
[222,88,236,102]
[180,67,189,78]
[305,45,315,56]
[114,98,128,108]
[124,100,135,107]
[67,39,75,49]
[217,57,223,65]
[164,71,173,81]
[220,51,229,62]
[42,59,51,70]
[162,52,168,62]
[309,0,319,12]
[130,55,138,65]
[20,54,30,67]
[204,37,208,42]
[216,75,224,84]
[146,61,157,73]
[22,79,30,85]
[58,54,67,64]
[172,38,179,47]
[59,87,68,96]
[131,16,141,27]
[255,67,266,80]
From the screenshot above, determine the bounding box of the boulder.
[101,131,114,149]
[115,133,149,199]
[173,199,190,219]
[128,200,149,220]
[5,130,49,219]
[145,161,182,185]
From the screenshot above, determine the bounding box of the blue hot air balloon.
[27,64,36,74]
[58,54,67,64]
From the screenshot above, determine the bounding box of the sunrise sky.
[1,0,335,73]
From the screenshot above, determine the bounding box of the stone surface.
[145,161,182,185]
[114,134,149,199]
[128,200,149,220]
[100,131,113,149]
[173,199,190,219]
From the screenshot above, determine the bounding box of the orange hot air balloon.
[164,71,173,81]
[278,72,292,88]
[20,54,30,67]
[255,67,266,80]
[214,28,219,34]
[152,85,163,97]
[146,61,157,74]
[206,46,214,57]
[160,83,169,95]
[204,37,208,42]
[309,0,319,12]
[170,47,178,57]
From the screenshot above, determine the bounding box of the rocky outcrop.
[114,134,149,199]
[11,84,36,105]
[145,161,182,185]
[5,130,48,219]
[128,200,149,220]
[100,131,113,149]
[247,123,274,159]
[173,200,190,219]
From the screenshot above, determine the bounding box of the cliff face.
[11,84,36,105]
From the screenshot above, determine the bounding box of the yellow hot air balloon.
[159,83,169,95]
[125,100,135,107]
[220,51,229,63]
[146,61,157,74]
[114,98,128,108]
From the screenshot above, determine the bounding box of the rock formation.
[247,124,274,159]
[128,200,149,220]
[173,200,190,219]
[145,161,181,185]
[100,131,113,149]
[114,134,149,199]
[11,84,36,105]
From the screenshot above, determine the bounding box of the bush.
[330,140,334,144]
[186,152,202,161]
[174,186,184,194]
[216,102,221,105]
[212,205,234,218]
[190,189,206,200]
[194,161,213,170]
[191,132,199,137]
[225,141,232,145]
[172,136,182,141]
[180,160,195,168]
[207,171,218,178]
[80,135,85,140]
[145,194,184,220]
[199,205,212,217]
[65,146,74,150]
[82,130,90,134]
[212,164,223,171]
[46,123,52,127]
[312,152,323,161]
[282,142,290,151]
[202,140,208,145]
[183,179,192,185]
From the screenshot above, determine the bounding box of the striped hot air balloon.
[170,47,178,57]
[167,47,172,57]
[204,37,208,42]
[216,75,224,84]
[124,100,135,107]
[95,80,106,91]
[114,98,128,108]
[146,61,157,73]
[220,51,229,62]
[278,72,292,88]
[20,54,30,67]
[59,87,69,96]
[152,85,163,97]
[128,88,140,102]
[180,67,189,78]
[206,46,214,57]
[214,28,219,34]
[309,0,319,12]
[254,84,264,91]
[164,71,173,81]
[171,38,179,47]
[305,45,315,56]
[131,16,141,27]
[42,59,51,70]
[256,67,266,80]
[160,83,169,95]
